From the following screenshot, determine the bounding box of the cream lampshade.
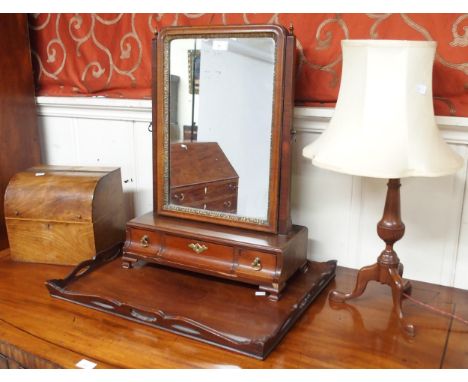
[302,40,463,336]
[303,40,463,178]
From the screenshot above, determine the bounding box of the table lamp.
[302,40,463,336]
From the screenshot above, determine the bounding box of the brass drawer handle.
[251,257,262,271]
[173,192,185,201]
[140,235,149,248]
[188,242,208,254]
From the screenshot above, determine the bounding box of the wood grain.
[4,166,126,265]
[0,354,7,368]
[0,14,41,250]
[170,142,238,187]
[5,219,95,265]
[440,287,468,368]
[0,249,466,368]
[47,255,336,359]
[123,213,308,298]
[0,317,113,369]
[277,28,296,234]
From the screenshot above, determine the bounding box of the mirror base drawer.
[122,214,309,301]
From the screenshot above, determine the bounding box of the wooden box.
[170,142,239,213]
[4,166,126,265]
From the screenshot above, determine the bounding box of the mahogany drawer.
[185,195,237,213]
[204,195,237,213]
[170,180,238,206]
[160,234,234,274]
[171,185,206,205]
[125,228,162,257]
[236,250,277,282]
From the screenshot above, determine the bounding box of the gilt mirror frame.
[153,24,295,234]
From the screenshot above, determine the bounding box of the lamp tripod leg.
[388,266,415,336]
[398,262,412,294]
[329,263,379,302]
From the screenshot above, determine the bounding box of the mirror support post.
[277,30,296,235]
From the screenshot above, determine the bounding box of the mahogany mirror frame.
[153,24,295,234]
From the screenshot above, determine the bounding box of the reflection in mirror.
[168,36,276,222]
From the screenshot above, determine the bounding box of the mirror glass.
[167,36,276,222]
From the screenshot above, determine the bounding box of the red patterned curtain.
[29,13,468,117]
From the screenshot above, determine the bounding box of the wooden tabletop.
[0,249,466,368]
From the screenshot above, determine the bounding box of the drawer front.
[236,250,277,282]
[204,195,237,213]
[125,228,162,257]
[185,195,238,213]
[161,234,234,274]
[170,185,206,205]
[170,180,238,208]
[205,180,238,200]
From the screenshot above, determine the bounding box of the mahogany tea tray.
[46,245,336,359]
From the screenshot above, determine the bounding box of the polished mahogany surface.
[0,14,41,250]
[47,255,336,359]
[0,249,466,368]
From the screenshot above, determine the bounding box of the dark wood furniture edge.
[46,242,122,290]
[0,323,117,369]
[46,251,337,359]
[125,214,304,252]
[277,26,295,234]
[151,33,158,214]
[0,337,61,368]
[3,247,464,368]
[0,14,41,250]
[0,312,115,369]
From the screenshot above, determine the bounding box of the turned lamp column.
[302,40,463,336]
[330,178,413,335]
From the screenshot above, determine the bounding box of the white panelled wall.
[37,97,468,290]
